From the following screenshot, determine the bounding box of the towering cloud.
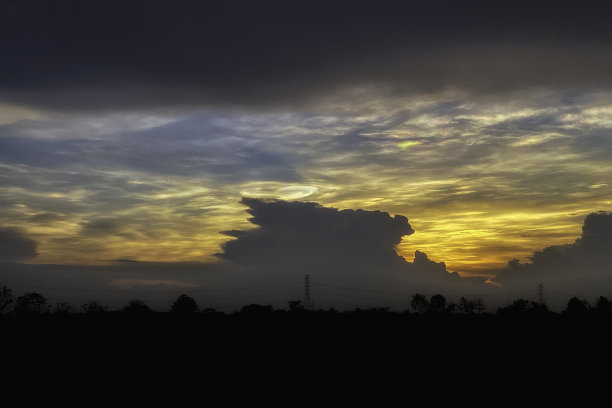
[494,211,612,286]
[216,198,481,293]
[0,227,38,262]
[218,197,414,270]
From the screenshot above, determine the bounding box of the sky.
[1,0,612,310]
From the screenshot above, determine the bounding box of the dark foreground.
[2,310,611,396]
[3,310,611,356]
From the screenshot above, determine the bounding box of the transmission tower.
[537,283,545,304]
[303,274,314,311]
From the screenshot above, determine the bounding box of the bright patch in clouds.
[240,184,317,200]
[397,140,422,149]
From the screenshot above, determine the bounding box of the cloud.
[218,197,413,267]
[410,250,460,280]
[80,218,124,237]
[0,114,302,182]
[2,92,611,268]
[28,213,65,224]
[109,278,198,290]
[2,1,612,112]
[494,211,612,290]
[0,227,38,262]
[217,198,483,292]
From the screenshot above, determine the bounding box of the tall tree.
[566,297,589,315]
[428,294,447,313]
[595,296,610,314]
[0,285,14,314]
[411,294,429,313]
[170,294,198,314]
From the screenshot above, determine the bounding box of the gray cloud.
[0,115,301,182]
[217,198,484,294]
[410,250,460,280]
[80,218,124,237]
[2,1,612,112]
[28,213,65,224]
[494,212,612,301]
[218,197,414,268]
[0,227,38,262]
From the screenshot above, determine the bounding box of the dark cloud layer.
[494,211,612,286]
[0,227,38,262]
[2,0,612,110]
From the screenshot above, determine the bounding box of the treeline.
[1,284,611,317]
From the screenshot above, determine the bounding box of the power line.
[314,289,409,304]
[313,282,409,297]
[315,282,538,299]
[2,282,302,294]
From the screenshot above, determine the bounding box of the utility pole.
[303,274,314,311]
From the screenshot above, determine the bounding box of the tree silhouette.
[240,304,273,314]
[410,293,429,313]
[54,302,75,314]
[288,300,305,312]
[530,302,549,314]
[473,298,486,313]
[565,297,589,315]
[81,301,108,314]
[201,307,218,315]
[170,294,198,313]
[595,296,611,314]
[459,297,475,313]
[446,303,458,313]
[14,292,49,315]
[497,298,530,314]
[122,299,152,314]
[428,294,447,313]
[0,285,14,314]
[497,298,549,315]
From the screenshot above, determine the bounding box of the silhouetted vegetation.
[288,300,305,312]
[54,302,75,314]
[409,293,487,314]
[565,297,590,315]
[81,301,108,314]
[240,304,274,314]
[497,299,550,316]
[410,293,428,313]
[0,285,13,314]
[170,294,198,314]
[428,294,446,313]
[0,284,610,325]
[122,299,152,314]
[595,296,611,314]
[13,292,48,315]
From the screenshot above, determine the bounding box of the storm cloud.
[493,212,612,301]
[2,0,612,111]
[217,198,483,293]
[0,227,38,262]
[218,197,413,268]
